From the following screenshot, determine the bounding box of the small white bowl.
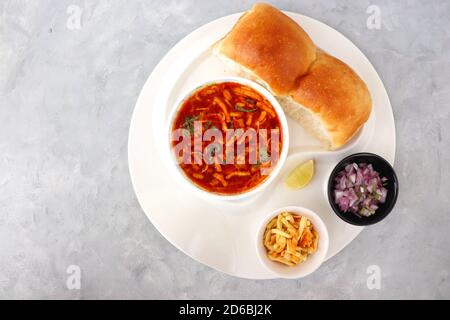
[256,206,329,279]
[167,77,289,201]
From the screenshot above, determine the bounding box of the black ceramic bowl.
[327,153,399,226]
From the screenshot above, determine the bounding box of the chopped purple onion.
[334,162,388,217]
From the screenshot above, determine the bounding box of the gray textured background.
[1,0,449,299]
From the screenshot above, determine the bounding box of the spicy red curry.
[171,82,283,195]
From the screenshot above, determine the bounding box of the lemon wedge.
[285,159,315,190]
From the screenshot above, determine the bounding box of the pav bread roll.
[213,2,316,96]
[282,51,372,149]
[213,3,372,150]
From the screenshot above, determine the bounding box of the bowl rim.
[327,152,399,226]
[255,206,329,279]
[166,76,290,201]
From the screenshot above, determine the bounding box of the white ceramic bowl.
[167,77,289,201]
[256,206,329,279]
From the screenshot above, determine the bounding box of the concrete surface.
[0,0,449,299]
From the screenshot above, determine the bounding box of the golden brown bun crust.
[291,51,372,148]
[215,3,317,95]
[214,3,372,149]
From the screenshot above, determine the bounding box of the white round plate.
[128,12,396,279]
